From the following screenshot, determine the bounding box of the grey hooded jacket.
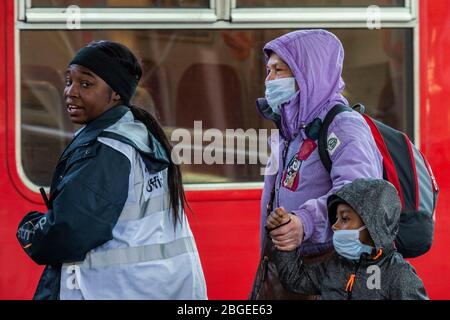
[273,178,429,300]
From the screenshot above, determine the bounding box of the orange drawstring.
[344,249,383,294]
[345,274,356,292]
[372,248,383,260]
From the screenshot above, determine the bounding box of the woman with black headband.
[16,40,207,300]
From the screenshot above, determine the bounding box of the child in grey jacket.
[268,178,428,300]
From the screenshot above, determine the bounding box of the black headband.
[69,46,138,104]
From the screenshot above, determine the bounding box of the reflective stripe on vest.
[119,192,171,221]
[84,236,197,269]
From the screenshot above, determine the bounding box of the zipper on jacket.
[276,140,290,207]
[345,260,361,300]
[281,140,289,166]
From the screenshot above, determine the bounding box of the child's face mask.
[265,77,297,114]
[333,226,373,260]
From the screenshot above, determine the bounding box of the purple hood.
[263,29,349,140]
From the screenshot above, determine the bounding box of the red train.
[1,0,449,299]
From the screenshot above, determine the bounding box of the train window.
[30,0,210,8]
[19,28,413,186]
[236,0,405,7]
[20,1,217,24]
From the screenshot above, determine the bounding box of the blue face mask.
[333,226,374,260]
[265,77,297,115]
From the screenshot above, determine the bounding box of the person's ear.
[112,91,121,102]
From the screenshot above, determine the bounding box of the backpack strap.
[318,104,354,173]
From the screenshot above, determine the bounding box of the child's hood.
[328,178,402,252]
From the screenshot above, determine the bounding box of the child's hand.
[266,207,291,231]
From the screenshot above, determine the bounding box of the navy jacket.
[16,105,169,299]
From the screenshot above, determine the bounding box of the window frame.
[18,0,223,25]
[230,0,416,25]
[17,0,416,28]
[14,0,420,192]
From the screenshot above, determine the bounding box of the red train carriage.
[0,0,449,299]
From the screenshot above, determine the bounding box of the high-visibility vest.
[60,137,207,300]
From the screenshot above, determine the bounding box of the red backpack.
[317,104,439,258]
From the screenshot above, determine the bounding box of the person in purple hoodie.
[256,29,384,299]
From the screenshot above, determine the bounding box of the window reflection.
[20,28,412,185]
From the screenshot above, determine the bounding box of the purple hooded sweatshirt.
[259,29,383,256]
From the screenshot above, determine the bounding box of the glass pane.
[31,0,210,8]
[20,28,412,185]
[237,0,405,7]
